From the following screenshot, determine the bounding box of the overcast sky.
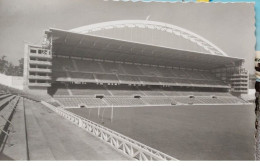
[0,0,255,73]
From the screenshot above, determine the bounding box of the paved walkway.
[1,98,128,160]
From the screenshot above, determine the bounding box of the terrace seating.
[192,92,213,96]
[139,76,161,85]
[196,97,223,104]
[157,68,175,77]
[104,97,145,106]
[192,80,207,86]
[202,72,218,80]
[142,97,174,105]
[94,73,119,83]
[52,71,68,81]
[69,72,95,82]
[0,95,15,109]
[0,94,11,100]
[75,60,103,73]
[174,79,192,85]
[101,62,126,74]
[172,97,195,104]
[178,91,195,96]
[158,77,176,85]
[188,98,205,104]
[188,70,204,79]
[107,85,144,96]
[162,90,180,96]
[50,83,111,96]
[139,66,161,76]
[55,97,107,107]
[170,96,201,104]
[183,96,246,104]
[53,88,70,96]
[53,58,74,71]
[54,97,78,107]
[69,84,111,96]
[122,64,143,75]
[218,97,247,104]
[50,81,234,102]
[138,86,165,96]
[117,75,141,84]
[49,83,70,96]
[53,94,247,108]
[172,69,188,78]
[52,57,228,88]
[214,92,232,97]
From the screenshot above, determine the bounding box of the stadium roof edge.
[69,20,229,57]
[45,28,244,70]
[47,28,244,61]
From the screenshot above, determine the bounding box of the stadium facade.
[23,20,248,105]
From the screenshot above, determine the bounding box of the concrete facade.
[23,44,52,94]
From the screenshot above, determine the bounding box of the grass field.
[67,104,255,160]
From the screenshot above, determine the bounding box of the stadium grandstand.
[23,20,249,108]
[10,20,254,160]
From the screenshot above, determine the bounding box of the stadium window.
[30,49,37,54]
[38,50,42,54]
[38,80,45,83]
[96,95,104,99]
[30,64,36,68]
[39,73,46,76]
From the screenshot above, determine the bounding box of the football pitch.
[67,104,255,160]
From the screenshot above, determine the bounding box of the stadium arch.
[70,20,228,57]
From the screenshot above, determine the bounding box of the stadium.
[3,19,249,160]
[0,7,255,160]
[24,20,249,104]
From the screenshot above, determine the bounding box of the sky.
[170,0,260,49]
[0,0,256,74]
[131,0,259,49]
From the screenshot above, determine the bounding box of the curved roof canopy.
[46,28,243,70]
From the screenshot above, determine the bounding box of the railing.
[0,115,14,132]
[0,96,20,149]
[232,73,248,76]
[28,83,51,87]
[231,82,248,85]
[230,78,248,81]
[29,60,52,66]
[29,54,52,59]
[41,101,178,161]
[29,68,52,73]
[28,75,51,80]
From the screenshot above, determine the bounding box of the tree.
[18,58,24,76]
[0,55,8,74]
[0,56,24,76]
[6,62,14,75]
